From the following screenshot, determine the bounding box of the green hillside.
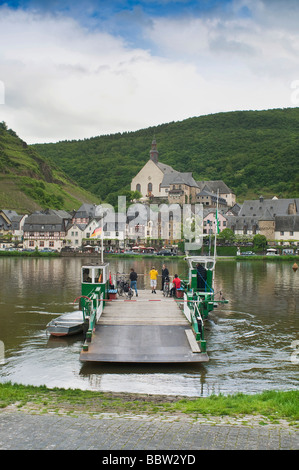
[32,107,299,205]
[0,122,100,212]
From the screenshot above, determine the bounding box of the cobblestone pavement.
[0,410,298,451]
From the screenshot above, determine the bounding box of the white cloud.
[0,1,298,143]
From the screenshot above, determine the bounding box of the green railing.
[82,290,104,351]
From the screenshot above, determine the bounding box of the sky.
[0,0,299,143]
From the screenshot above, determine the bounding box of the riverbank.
[0,250,298,262]
[0,383,298,427]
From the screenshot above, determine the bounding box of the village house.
[227,197,299,245]
[71,203,98,225]
[65,222,85,248]
[0,210,28,247]
[11,214,28,242]
[203,209,229,234]
[23,209,72,251]
[197,181,236,207]
[0,209,17,236]
[167,173,199,205]
[196,190,228,210]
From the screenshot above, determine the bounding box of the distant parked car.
[61,246,75,253]
[240,251,255,256]
[266,249,279,256]
[156,250,176,256]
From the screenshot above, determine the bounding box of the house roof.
[275,215,299,231]
[73,203,98,218]
[239,198,299,217]
[23,212,68,232]
[160,167,199,188]
[203,208,229,219]
[227,214,299,232]
[226,203,241,216]
[66,222,86,232]
[197,180,234,194]
[226,216,260,231]
[2,209,18,220]
[169,172,199,187]
[0,215,11,230]
[156,161,176,174]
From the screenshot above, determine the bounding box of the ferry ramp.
[79,289,209,363]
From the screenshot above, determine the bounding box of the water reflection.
[0,257,298,396]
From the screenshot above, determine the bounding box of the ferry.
[75,254,228,363]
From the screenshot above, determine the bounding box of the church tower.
[149,138,159,163]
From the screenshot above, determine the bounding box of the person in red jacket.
[170,274,181,297]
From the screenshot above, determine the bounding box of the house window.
[290,231,294,236]
[136,184,141,192]
[49,241,54,247]
[29,241,34,247]
[280,231,284,236]
[39,241,44,247]
[148,182,152,193]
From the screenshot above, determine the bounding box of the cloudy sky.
[0,0,298,143]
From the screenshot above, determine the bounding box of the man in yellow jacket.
[149,266,159,294]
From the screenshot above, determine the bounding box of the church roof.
[158,163,199,188]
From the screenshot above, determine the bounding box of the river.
[0,256,298,397]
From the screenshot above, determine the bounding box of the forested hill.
[0,122,99,212]
[32,108,299,205]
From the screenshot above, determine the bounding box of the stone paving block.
[0,411,298,451]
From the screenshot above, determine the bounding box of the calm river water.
[0,256,298,397]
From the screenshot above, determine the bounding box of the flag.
[91,226,102,238]
[215,210,220,234]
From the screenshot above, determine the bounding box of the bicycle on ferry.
[163,276,170,297]
[116,274,134,299]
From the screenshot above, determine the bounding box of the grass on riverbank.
[1,250,298,261]
[0,383,298,425]
[0,250,59,257]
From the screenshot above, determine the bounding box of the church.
[131,139,235,207]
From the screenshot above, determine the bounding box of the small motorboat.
[47,310,84,337]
